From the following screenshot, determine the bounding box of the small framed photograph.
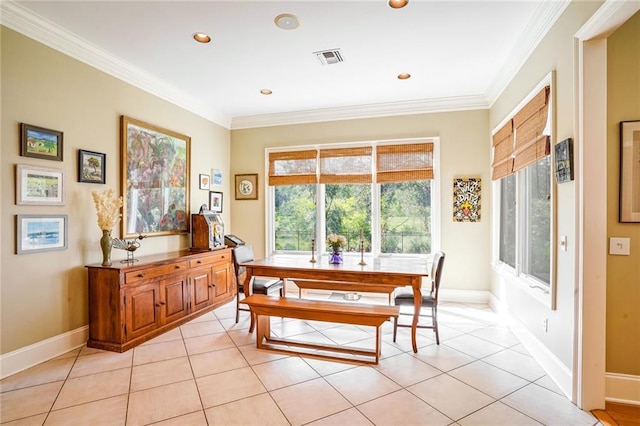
[16,214,68,254]
[78,150,106,184]
[199,174,210,190]
[235,173,258,200]
[21,123,63,161]
[209,191,223,213]
[212,169,223,185]
[16,164,65,205]
[554,138,574,184]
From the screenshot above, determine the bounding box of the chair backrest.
[232,245,255,280]
[430,251,445,301]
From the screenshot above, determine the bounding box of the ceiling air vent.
[314,49,344,65]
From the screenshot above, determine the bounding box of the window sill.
[493,262,552,309]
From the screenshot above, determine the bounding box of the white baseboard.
[606,372,640,406]
[440,289,491,304]
[502,307,574,400]
[1,326,88,379]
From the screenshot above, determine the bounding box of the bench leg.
[375,326,382,364]
[255,315,270,349]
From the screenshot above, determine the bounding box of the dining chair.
[232,245,284,324]
[392,251,445,347]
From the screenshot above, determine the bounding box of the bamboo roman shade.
[319,147,372,184]
[491,85,551,180]
[512,85,551,172]
[268,150,318,186]
[376,143,434,183]
[491,120,514,180]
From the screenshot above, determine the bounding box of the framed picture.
[20,123,63,161]
[212,169,223,185]
[620,120,640,222]
[16,164,65,205]
[235,173,258,200]
[209,191,223,213]
[121,116,190,238]
[554,138,574,183]
[78,150,106,184]
[16,214,68,254]
[199,174,210,190]
[453,177,481,222]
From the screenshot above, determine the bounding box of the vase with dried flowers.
[327,234,346,264]
[91,189,123,266]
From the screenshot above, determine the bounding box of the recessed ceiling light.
[274,13,300,30]
[388,0,409,9]
[192,32,211,43]
[397,73,411,80]
[260,89,273,95]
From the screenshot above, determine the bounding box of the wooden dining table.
[239,254,430,353]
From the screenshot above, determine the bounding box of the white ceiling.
[1,1,569,129]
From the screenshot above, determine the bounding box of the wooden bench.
[243,295,399,364]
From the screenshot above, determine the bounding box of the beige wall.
[607,11,640,376]
[230,110,492,292]
[0,27,231,354]
[489,0,602,369]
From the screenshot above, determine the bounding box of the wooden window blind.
[268,150,318,186]
[512,85,551,172]
[319,147,372,184]
[376,143,434,183]
[491,120,514,180]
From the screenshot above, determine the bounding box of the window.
[268,141,438,256]
[493,81,553,293]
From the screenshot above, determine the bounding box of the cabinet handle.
[137,273,145,278]
[160,301,166,305]
[208,284,215,288]
[196,260,202,264]
[155,302,161,307]
[175,265,181,269]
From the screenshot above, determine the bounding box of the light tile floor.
[1,297,599,425]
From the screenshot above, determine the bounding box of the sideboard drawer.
[125,261,188,283]
[189,251,229,268]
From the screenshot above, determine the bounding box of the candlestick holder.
[310,238,317,263]
[358,240,367,266]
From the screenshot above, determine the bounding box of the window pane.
[380,181,431,254]
[499,175,516,267]
[524,156,551,284]
[325,184,371,253]
[274,185,316,251]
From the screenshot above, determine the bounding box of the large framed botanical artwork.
[620,121,640,222]
[121,116,191,238]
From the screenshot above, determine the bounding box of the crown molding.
[485,0,571,106]
[0,1,231,129]
[231,95,489,130]
[1,0,565,130]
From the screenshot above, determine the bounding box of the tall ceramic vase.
[329,247,343,264]
[100,229,113,266]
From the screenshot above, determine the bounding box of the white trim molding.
[0,326,88,379]
[605,373,640,406]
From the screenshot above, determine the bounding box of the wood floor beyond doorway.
[592,402,640,426]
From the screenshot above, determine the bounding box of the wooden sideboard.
[86,248,235,352]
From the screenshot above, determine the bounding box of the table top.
[241,254,429,277]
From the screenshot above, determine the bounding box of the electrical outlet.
[542,318,548,332]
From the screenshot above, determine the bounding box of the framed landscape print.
[16,214,68,254]
[121,116,191,238]
[235,173,258,200]
[620,120,640,222]
[16,164,65,205]
[21,123,63,161]
[78,149,106,184]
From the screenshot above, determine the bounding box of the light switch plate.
[609,237,631,255]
